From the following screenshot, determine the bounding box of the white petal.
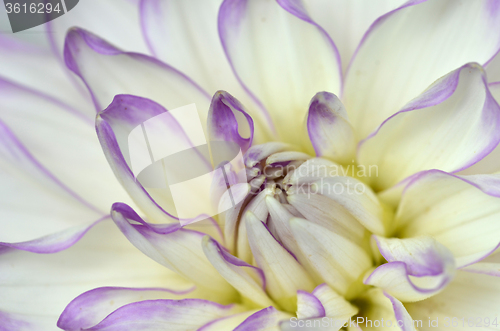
[0,220,191,331]
[219,0,342,146]
[302,0,405,71]
[383,170,500,267]
[245,212,315,312]
[0,119,105,245]
[344,0,500,138]
[458,82,500,175]
[139,0,266,131]
[0,79,132,214]
[287,193,366,244]
[407,270,500,330]
[295,292,324,321]
[111,203,236,300]
[0,40,91,117]
[358,64,500,190]
[312,284,358,320]
[289,218,372,297]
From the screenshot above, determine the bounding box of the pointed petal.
[312,284,358,320]
[245,212,315,312]
[383,293,418,331]
[307,92,356,164]
[365,236,456,302]
[139,0,261,113]
[344,0,500,138]
[302,0,405,71]
[202,236,273,308]
[289,218,372,297]
[358,64,500,190]
[219,0,341,146]
[235,306,291,331]
[111,203,236,299]
[64,28,210,116]
[381,170,500,267]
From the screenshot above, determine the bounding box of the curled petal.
[358,64,500,190]
[307,92,356,164]
[365,236,456,302]
[379,170,500,267]
[208,91,254,153]
[344,0,500,138]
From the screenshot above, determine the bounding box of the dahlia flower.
[1,0,500,330]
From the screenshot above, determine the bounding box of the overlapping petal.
[365,236,456,302]
[358,64,500,190]
[245,212,315,312]
[111,203,236,301]
[379,170,500,267]
[0,221,186,330]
